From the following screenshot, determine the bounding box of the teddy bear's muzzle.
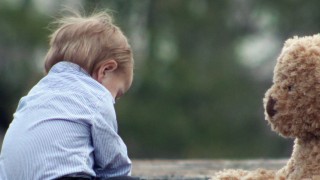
[266,96,277,117]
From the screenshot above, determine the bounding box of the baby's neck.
[278,137,320,179]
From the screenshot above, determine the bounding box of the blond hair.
[44,10,133,74]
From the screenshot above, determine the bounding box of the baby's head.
[45,10,133,99]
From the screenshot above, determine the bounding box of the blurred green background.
[1,0,319,159]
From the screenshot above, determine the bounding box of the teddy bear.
[214,34,320,180]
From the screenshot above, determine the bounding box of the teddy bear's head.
[263,35,320,139]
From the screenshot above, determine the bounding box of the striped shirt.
[0,61,131,180]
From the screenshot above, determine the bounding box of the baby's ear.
[101,59,118,73]
[93,59,118,83]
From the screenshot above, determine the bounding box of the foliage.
[2,0,320,159]
[0,3,49,130]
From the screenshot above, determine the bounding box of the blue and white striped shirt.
[0,61,131,180]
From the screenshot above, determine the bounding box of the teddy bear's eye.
[288,85,292,91]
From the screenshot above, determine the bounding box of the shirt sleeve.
[91,94,132,178]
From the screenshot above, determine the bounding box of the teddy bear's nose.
[266,96,277,117]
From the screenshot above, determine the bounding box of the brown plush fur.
[215,35,320,179]
[215,169,276,180]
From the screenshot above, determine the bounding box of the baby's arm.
[91,101,131,178]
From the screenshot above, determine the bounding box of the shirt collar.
[50,61,116,104]
[50,61,89,76]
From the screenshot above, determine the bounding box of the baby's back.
[0,62,109,180]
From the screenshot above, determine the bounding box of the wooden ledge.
[132,159,287,179]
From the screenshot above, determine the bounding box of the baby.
[0,10,138,180]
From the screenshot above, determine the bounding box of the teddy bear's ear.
[264,34,320,139]
[283,36,299,48]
